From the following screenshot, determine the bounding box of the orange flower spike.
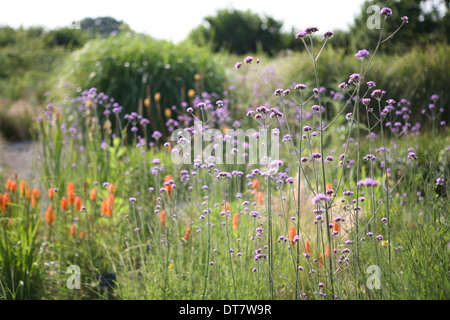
[184,225,191,241]
[68,191,75,205]
[107,184,116,195]
[3,193,11,209]
[66,182,75,196]
[257,191,264,205]
[48,188,55,200]
[160,209,167,227]
[288,226,297,244]
[20,180,28,196]
[332,218,340,232]
[9,180,17,192]
[0,193,8,211]
[325,244,332,258]
[89,188,97,201]
[222,201,231,213]
[305,240,311,254]
[164,175,174,197]
[5,179,12,191]
[102,195,113,217]
[326,183,334,197]
[232,213,239,229]
[100,200,107,216]
[31,197,37,208]
[165,182,173,197]
[69,223,76,236]
[105,202,113,217]
[74,196,82,212]
[107,194,114,213]
[60,197,68,211]
[45,205,55,225]
[31,188,40,199]
[252,179,260,189]
[79,230,85,239]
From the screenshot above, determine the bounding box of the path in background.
[0,134,37,181]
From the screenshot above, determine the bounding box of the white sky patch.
[0,0,365,43]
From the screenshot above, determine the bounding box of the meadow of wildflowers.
[0,8,448,302]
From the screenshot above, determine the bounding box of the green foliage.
[80,16,127,37]
[42,27,88,49]
[278,43,449,123]
[0,195,44,300]
[188,8,284,56]
[350,0,449,53]
[52,34,226,134]
[0,26,83,101]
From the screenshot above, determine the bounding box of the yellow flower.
[164,108,172,118]
[382,240,390,246]
[168,264,173,269]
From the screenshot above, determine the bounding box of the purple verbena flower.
[323,31,334,38]
[305,27,319,35]
[312,193,331,205]
[381,7,393,16]
[244,56,253,64]
[355,49,370,59]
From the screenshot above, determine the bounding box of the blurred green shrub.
[188,8,284,56]
[279,43,449,123]
[52,33,226,135]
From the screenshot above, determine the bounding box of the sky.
[1,0,366,43]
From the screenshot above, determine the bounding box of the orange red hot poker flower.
[0,193,11,212]
[222,201,231,213]
[74,196,82,212]
[68,191,75,205]
[288,226,297,244]
[164,175,174,197]
[232,213,239,229]
[107,184,116,195]
[304,240,311,255]
[66,182,75,205]
[326,183,334,196]
[5,179,17,192]
[20,180,28,196]
[184,225,191,240]
[31,188,40,208]
[45,205,55,225]
[101,194,114,217]
[69,223,76,236]
[48,188,56,200]
[61,197,68,211]
[320,244,333,268]
[257,192,264,205]
[89,188,97,201]
[160,209,167,227]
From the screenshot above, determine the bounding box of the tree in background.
[188,8,284,55]
[43,27,88,49]
[350,0,449,53]
[80,16,130,37]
